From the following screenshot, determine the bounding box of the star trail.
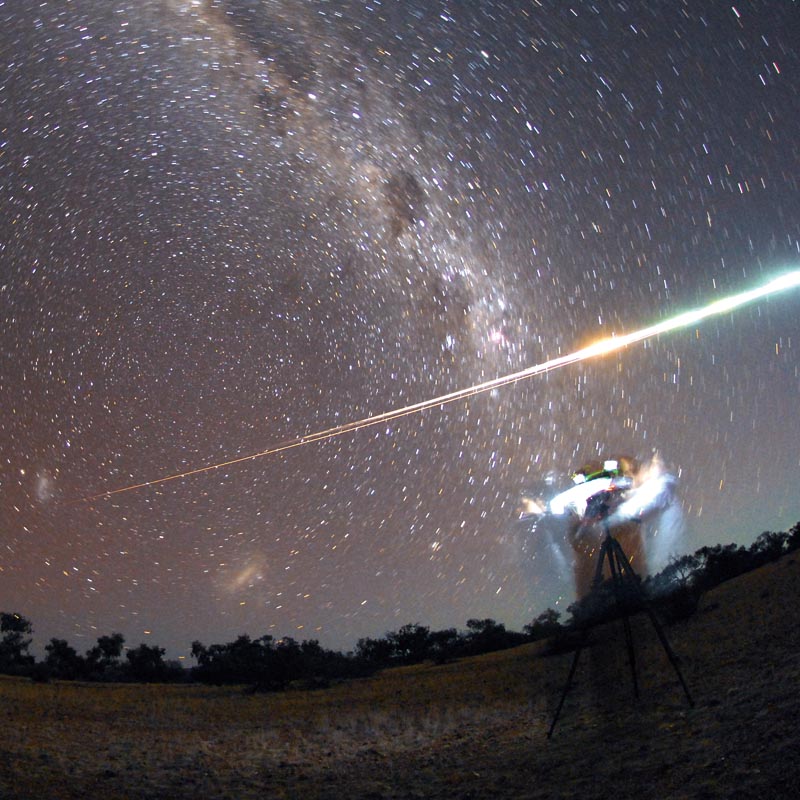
[1,1,799,657]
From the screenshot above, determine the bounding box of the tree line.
[2,521,798,687]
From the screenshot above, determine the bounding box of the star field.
[1,0,799,657]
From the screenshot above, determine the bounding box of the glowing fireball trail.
[80,271,800,503]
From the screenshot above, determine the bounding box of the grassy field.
[2,554,800,798]
[0,640,557,798]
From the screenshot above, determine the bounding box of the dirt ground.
[2,555,799,799]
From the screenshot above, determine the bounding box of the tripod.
[547,523,694,738]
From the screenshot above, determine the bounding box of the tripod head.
[583,479,633,525]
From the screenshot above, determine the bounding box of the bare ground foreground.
[2,555,800,799]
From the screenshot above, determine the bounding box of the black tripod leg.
[548,537,609,738]
[592,536,609,588]
[639,602,695,707]
[609,539,694,708]
[608,544,639,699]
[547,624,588,739]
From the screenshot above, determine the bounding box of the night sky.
[2,0,799,659]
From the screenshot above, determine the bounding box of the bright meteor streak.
[80,270,800,503]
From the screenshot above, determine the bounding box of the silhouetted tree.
[218,634,263,683]
[388,623,431,664]
[86,632,125,679]
[192,633,364,688]
[749,530,789,565]
[654,553,701,592]
[427,627,461,663]
[190,640,207,663]
[192,634,273,686]
[44,638,85,680]
[355,635,394,668]
[292,639,333,685]
[126,643,168,682]
[695,543,752,590]
[0,612,34,674]
[464,618,524,654]
[524,608,562,641]
[299,638,325,667]
[639,554,701,623]
[264,637,305,690]
[787,521,800,552]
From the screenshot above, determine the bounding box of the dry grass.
[0,643,555,794]
[2,555,800,798]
